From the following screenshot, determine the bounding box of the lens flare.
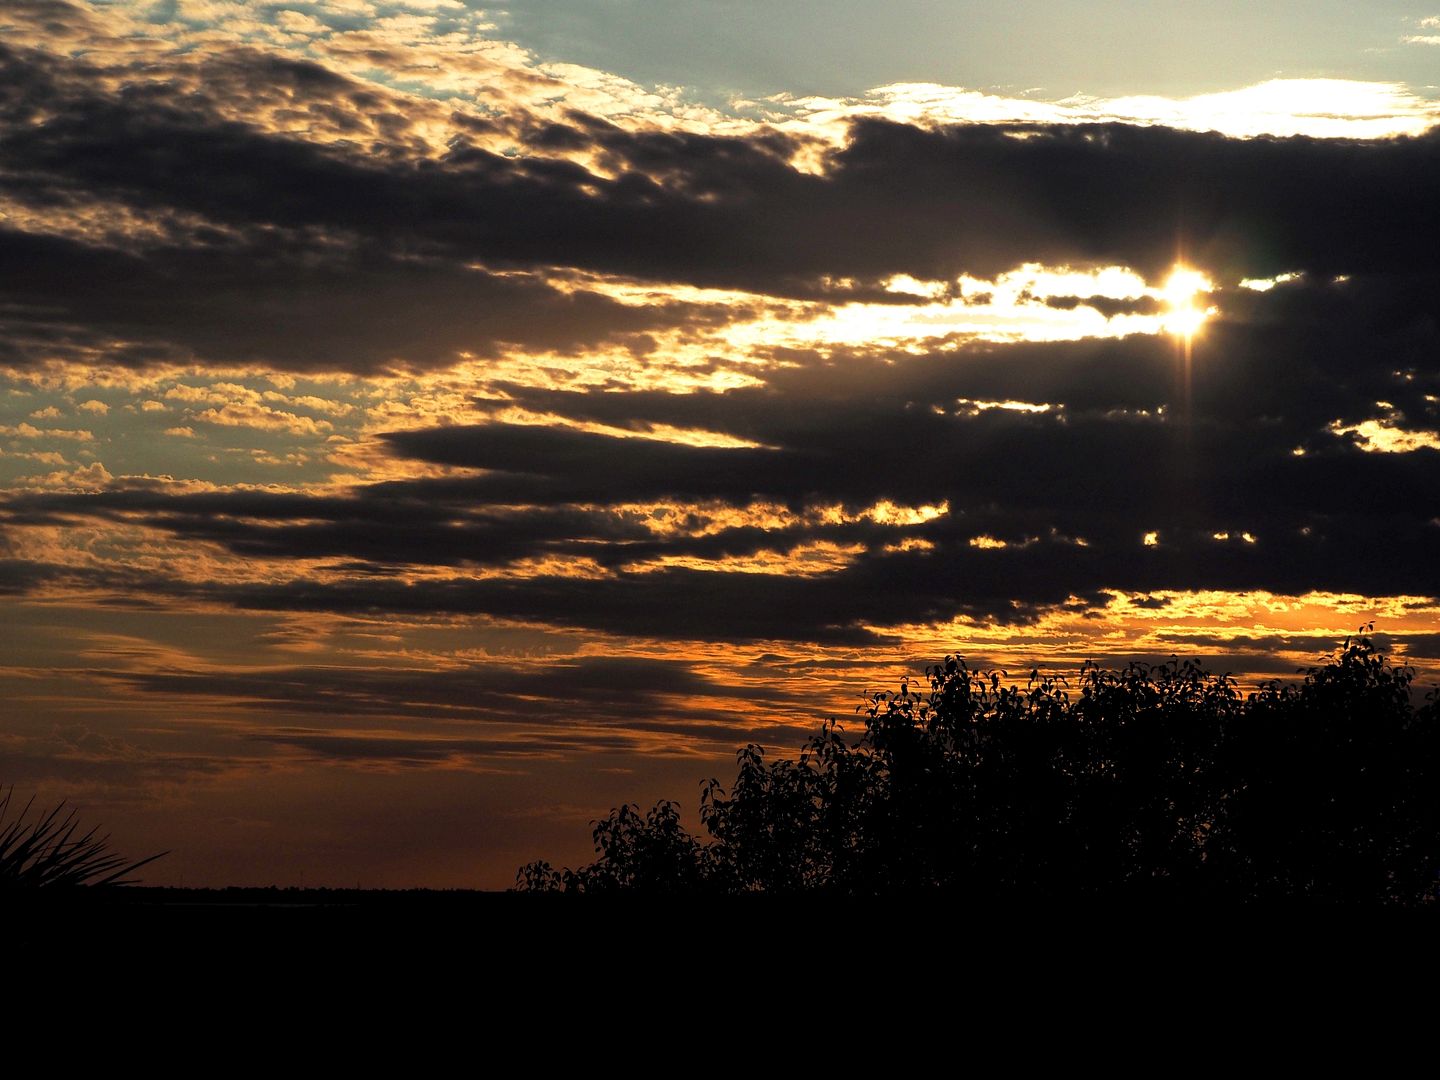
[1161,266,1214,338]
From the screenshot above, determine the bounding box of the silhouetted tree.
[518,800,713,894]
[516,634,1440,903]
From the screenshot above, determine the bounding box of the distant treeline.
[517,634,1440,903]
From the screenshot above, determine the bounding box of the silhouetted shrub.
[516,634,1440,903]
[0,788,164,890]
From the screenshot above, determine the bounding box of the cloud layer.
[2,1,1438,887]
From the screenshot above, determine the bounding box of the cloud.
[1,3,1437,642]
[194,403,334,436]
[1403,17,1440,46]
[3,10,1440,382]
[4,276,1436,643]
[83,654,790,756]
[784,78,1440,140]
[3,0,1439,892]
[1,423,94,440]
[0,226,733,375]
[13,461,113,490]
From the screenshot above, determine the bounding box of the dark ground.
[13,884,1440,956]
[10,885,1440,1039]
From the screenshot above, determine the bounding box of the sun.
[1160,265,1214,338]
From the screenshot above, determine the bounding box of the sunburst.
[1160,266,1214,339]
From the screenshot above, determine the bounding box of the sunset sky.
[3,0,1439,888]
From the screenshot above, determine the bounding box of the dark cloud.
[1042,294,1163,317]
[5,25,1440,373]
[248,732,639,764]
[187,572,902,645]
[1394,634,1440,660]
[90,655,800,754]
[0,226,750,374]
[4,267,1438,641]
[9,1,1440,892]
[0,12,1437,644]
[0,556,77,594]
[107,655,760,717]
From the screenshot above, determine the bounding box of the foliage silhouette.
[516,633,1440,902]
[0,788,165,890]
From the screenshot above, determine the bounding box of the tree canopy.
[516,634,1440,903]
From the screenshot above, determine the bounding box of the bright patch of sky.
[488,1,1440,102]
[95,2,1440,140]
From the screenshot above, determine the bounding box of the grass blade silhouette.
[0,787,166,890]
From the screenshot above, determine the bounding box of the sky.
[2,0,1439,888]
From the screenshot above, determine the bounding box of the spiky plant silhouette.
[0,788,165,890]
